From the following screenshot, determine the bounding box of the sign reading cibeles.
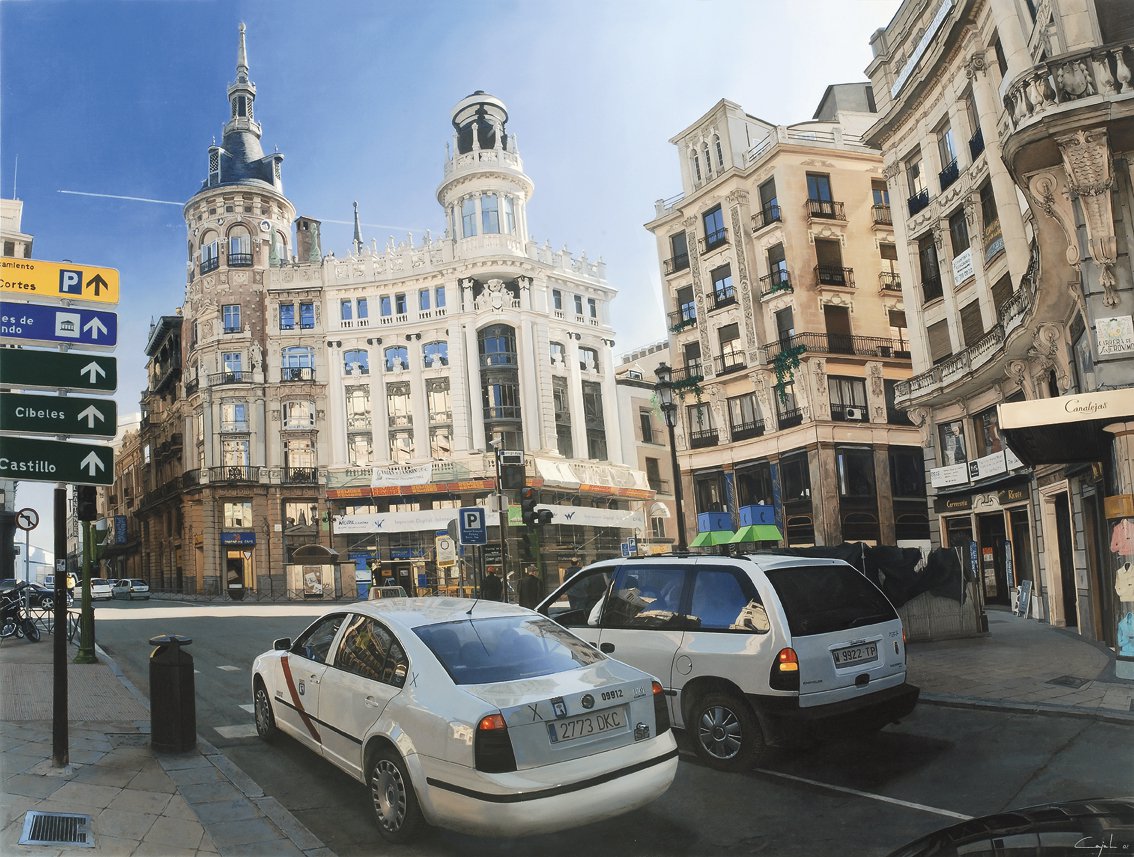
[0,257,119,486]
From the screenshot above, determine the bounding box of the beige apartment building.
[865,0,1134,664]
[645,88,927,550]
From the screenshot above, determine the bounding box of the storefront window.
[223,501,252,528]
[972,409,1004,457]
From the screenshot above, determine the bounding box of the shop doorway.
[1053,492,1078,628]
[225,551,248,601]
[977,513,1009,605]
[1082,492,1113,645]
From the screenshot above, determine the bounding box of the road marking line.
[754,769,973,821]
[217,665,241,672]
[238,703,254,713]
[215,724,259,739]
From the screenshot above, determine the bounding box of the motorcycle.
[1,583,42,642]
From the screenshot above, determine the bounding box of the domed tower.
[436,91,534,250]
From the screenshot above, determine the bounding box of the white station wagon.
[251,598,678,842]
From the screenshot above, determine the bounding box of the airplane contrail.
[57,190,429,232]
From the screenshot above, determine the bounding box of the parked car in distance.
[112,579,150,600]
[367,584,408,601]
[89,578,114,601]
[538,553,919,771]
[0,581,71,609]
[252,598,678,842]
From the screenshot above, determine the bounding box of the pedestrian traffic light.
[521,487,538,527]
[77,486,98,522]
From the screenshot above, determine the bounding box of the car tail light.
[652,681,670,734]
[474,713,516,773]
[770,647,800,691]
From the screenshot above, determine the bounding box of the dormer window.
[208,149,220,186]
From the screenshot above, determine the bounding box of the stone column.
[565,336,588,458]
[874,444,896,544]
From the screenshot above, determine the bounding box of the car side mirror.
[273,637,291,651]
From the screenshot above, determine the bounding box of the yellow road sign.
[1,257,120,305]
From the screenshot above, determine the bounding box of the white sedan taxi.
[251,598,677,842]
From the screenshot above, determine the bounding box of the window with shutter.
[927,319,952,364]
[991,274,1013,314]
[959,300,985,347]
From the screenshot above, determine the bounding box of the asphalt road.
[92,599,1132,856]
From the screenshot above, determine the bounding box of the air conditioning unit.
[844,407,866,421]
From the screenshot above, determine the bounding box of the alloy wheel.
[371,759,407,832]
[698,703,743,761]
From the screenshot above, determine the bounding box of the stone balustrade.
[1003,41,1134,131]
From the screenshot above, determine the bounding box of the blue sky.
[1,0,899,554]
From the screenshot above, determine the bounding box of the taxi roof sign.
[1,257,120,306]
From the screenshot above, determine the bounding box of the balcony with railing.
[760,272,792,299]
[284,467,319,484]
[711,287,737,312]
[671,362,704,386]
[763,332,910,360]
[698,228,729,254]
[209,370,250,386]
[776,407,804,429]
[969,127,985,160]
[220,421,249,433]
[830,402,869,422]
[663,253,690,275]
[210,465,260,483]
[921,274,944,302]
[879,271,902,292]
[939,159,959,191]
[815,266,854,288]
[689,428,719,449]
[715,351,747,376]
[281,367,316,382]
[805,199,845,221]
[484,405,522,421]
[751,204,782,232]
[228,252,253,268]
[730,419,766,441]
[480,352,517,369]
[667,308,697,332]
[200,257,219,275]
[871,204,893,226]
[907,189,930,216]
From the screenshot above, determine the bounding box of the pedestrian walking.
[481,569,503,601]
[519,566,542,609]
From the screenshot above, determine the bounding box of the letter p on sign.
[59,269,83,295]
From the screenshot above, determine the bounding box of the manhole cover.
[1047,675,1089,689]
[19,811,94,847]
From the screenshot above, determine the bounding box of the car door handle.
[600,642,615,653]
[364,697,382,708]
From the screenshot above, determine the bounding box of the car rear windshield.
[764,564,898,637]
[415,615,604,685]
[91,579,108,586]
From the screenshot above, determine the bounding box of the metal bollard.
[148,634,196,753]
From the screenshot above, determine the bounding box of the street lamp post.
[654,363,688,552]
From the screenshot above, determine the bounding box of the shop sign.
[934,494,972,513]
[930,463,970,488]
[998,486,1030,505]
[1096,315,1134,356]
[951,248,974,284]
[221,531,256,546]
[390,548,425,560]
[968,451,1007,482]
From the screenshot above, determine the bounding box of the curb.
[919,691,1134,725]
[94,642,329,855]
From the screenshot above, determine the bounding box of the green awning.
[728,524,783,544]
[689,530,735,547]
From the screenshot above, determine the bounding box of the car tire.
[691,691,762,772]
[40,596,53,611]
[253,679,277,742]
[368,747,424,843]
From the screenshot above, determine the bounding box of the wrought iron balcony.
[939,159,959,191]
[663,253,690,275]
[671,363,704,386]
[969,128,985,160]
[689,428,719,449]
[730,419,765,441]
[210,465,260,483]
[776,407,803,429]
[480,352,517,369]
[815,266,855,287]
[921,274,944,302]
[284,467,318,484]
[228,252,253,268]
[209,371,250,385]
[711,287,737,311]
[667,308,697,332]
[715,351,746,376]
[759,272,792,298]
[751,204,782,231]
[763,332,910,361]
[199,257,219,275]
[698,228,729,254]
[907,190,930,216]
[805,199,845,221]
[281,367,316,382]
[871,204,892,226]
[879,271,902,292]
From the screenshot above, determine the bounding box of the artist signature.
[1075,835,1134,855]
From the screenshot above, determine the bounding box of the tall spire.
[236,22,249,83]
[352,201,364,255]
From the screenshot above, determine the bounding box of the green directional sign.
[0,392,117,438]
[0,435,113,486]
[0,349,117,394]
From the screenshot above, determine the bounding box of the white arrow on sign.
[81,361,106,383]
[83,317,108,339]
[81,452,106,476]
[77,405,106,428]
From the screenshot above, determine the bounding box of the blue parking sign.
[458,507,487,545]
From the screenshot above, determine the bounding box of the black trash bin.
[148,634,196,753]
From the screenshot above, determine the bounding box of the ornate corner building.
[645,92,928,550]
[113,27,649,599]
[865,0,1134,660]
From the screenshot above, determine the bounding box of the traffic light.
[77,486,98,522]
[500,463,525,491]
[521,487,538,528]
[535,508,554,527]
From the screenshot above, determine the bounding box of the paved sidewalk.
[1,608,1131,855]
[0,636,329,856]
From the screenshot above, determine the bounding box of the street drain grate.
[19,811,95,848]
[1047,675,1090,689]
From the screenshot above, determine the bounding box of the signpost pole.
[495,449,509,603]
[74,520,97,664]
[51,487,68,769]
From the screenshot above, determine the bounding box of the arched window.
[422,341,448,368]
[503,197,516,234]
[384,345,409,372]
[200,232,220,274]
[481,194,500,234]
[714,134,724,169]
[271,231,287,266]
[343,349,369,375]
[702,142,712,175]
[478,325,516,367]
[281,346,315,381]
[228,226,252,267]
[579,347,599,372]
[690,151,702,183]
